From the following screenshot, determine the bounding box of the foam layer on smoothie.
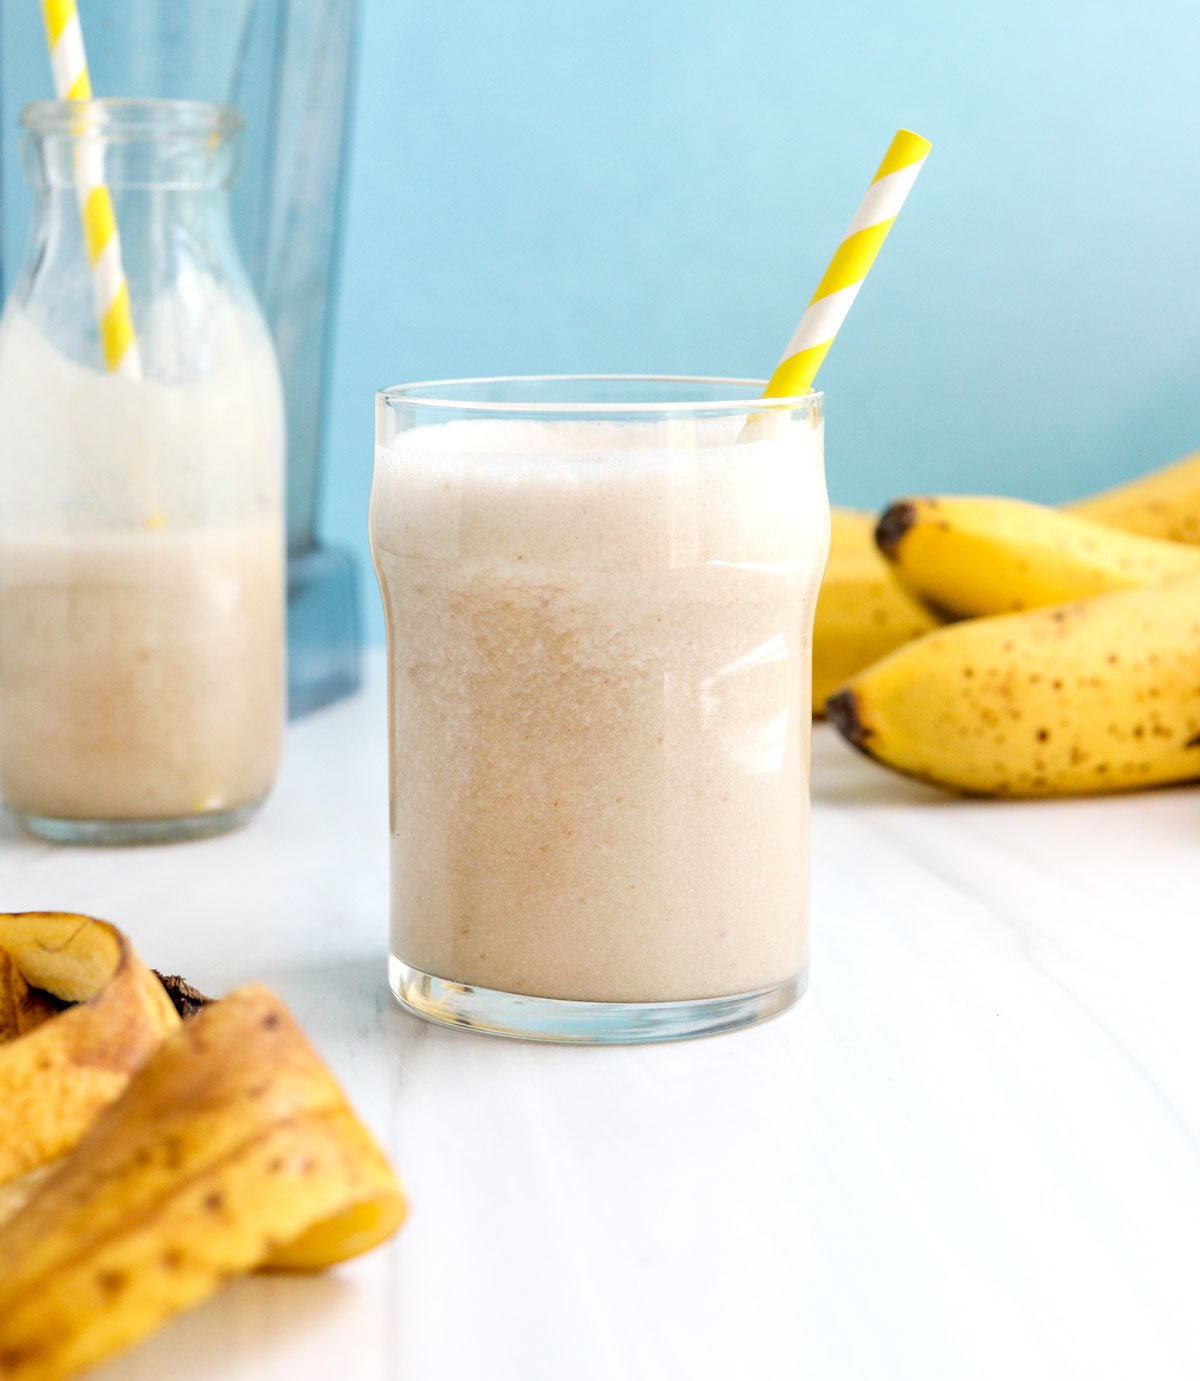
[373,415,822,569]
[372,415,828,1003]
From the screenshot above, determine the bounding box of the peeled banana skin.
[0,985,407,1381]
[813,508,939,713]
[1068,445,1200,543]
[825,574,1200,797]
[0,914,180,1189]
[874,495,1200,618]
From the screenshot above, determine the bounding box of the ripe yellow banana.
[0,985,407,1381]
[825,574,1200,797]
[813,508,939,712]
[0,913,180,1189]
[1069,445,1200,543]
[875,495,1200,618]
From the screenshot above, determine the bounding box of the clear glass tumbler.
[372,377,829,1043]
[0,101,285,843]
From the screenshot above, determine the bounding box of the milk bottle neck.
[10,99,259,382]
[21,99,242,192]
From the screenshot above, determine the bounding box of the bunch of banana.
[814,445,1200,713]
[813,508,939,712]
[821,442,1200,796]
[0,916,407,1381]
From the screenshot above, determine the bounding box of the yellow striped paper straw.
[40,0,141,376]
[764,129,930,398]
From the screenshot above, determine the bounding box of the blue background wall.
[6,1,1199,643]
[324,0,1200,643]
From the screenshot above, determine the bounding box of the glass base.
[388,956,806,1045]
[13,803,260,846]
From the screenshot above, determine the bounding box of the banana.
[0,914,180,1189]
[825,574,1200,797]
[0,985,407,1381]
[875,496,1200,618]
[813,508,939,713]
[1069,445,1200,543]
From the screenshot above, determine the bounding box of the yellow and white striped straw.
[40,0,141,376]
[764,129,930,398]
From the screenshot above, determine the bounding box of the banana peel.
[0,985,407,1381]
[0,916,407,1376]
[0,1165,56,1230]
[0,914,180,1189]
[0,950,60,1041]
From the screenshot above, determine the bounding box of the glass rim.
[21,97,242,139]
[377,374,822,415]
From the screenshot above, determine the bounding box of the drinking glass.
[372,376,829,1042]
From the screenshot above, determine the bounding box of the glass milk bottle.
[0,100,285,843]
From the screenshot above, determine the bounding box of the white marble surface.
[3,651,1198,1381]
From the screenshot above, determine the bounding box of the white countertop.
[3,651,1198,1381]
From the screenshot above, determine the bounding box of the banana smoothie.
[0,295,285,833]
[0,525,283,821]
[372,397,829,1016]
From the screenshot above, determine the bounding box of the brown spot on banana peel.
[0,1344,39,1371]
[874,500,921,561]
[825,689,873,753]
[869,504,965,622]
